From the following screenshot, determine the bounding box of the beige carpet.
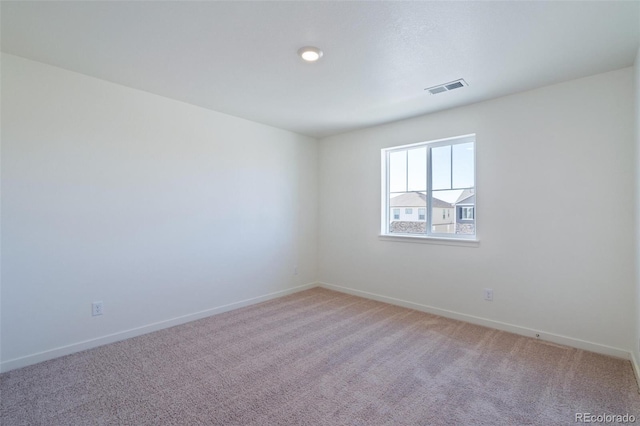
[2,287,639,425]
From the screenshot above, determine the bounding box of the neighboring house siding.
[389,191,455,233]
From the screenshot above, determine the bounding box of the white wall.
[0,54,318,370]
[319,67,636,355]
[634,45,640,370]
[0,49,3,371]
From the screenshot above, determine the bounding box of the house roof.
[455,189,475,205]
[390,192,451,208]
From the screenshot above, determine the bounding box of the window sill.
[378,234,480,247]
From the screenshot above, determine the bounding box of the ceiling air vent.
[425,79,468,95]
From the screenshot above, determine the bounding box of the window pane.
[431,145,451,190]
[407,147,426,192]
[389,192,426,234]
[452,142,474,189]
[431,190,456,234]
[389,151,407,193]
[455,191,475,235]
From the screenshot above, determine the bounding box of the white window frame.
[380,134,478,245]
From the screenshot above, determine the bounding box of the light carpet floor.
[2,287,639,425]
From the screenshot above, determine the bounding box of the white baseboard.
[5,281,634,382]
[631,352,640,394]
[318,282,631,360]
[0,282,317,373]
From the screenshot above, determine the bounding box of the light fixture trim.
[298,46,323,62]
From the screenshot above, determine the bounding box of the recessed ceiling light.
[298,46,323,62]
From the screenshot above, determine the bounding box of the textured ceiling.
[2,1,639,138]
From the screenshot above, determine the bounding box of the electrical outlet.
[483,288,493,301]
[294,265,298,275]
[92,301,103,316]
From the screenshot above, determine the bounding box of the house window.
[381,134,476,239]
[393,209,400,220]
[461,206,474,220]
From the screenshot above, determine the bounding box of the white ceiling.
[2,1,639,138]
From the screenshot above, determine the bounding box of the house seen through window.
[381,134,476,239]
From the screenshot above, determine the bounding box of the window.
[461,206,474,220]
[382,134,476,239]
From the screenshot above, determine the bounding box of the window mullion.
[426,146,432,236]
[405,150,408,193]
[450,145,453,190]
[385,152,391,234]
